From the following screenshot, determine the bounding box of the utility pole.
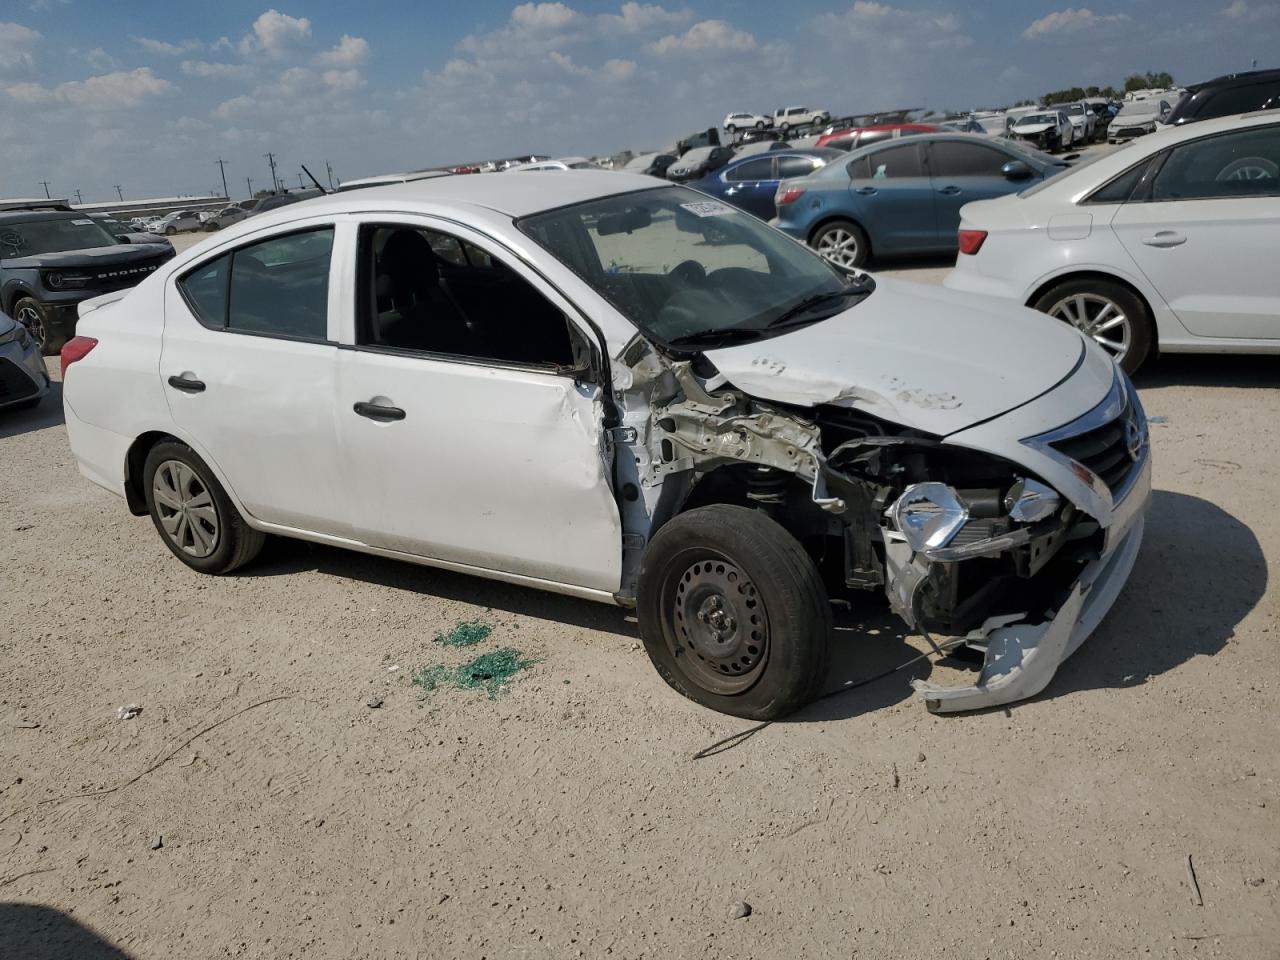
[74,189,83,204]
[264,152,279,192]
[39,180,51,199]
[297,172,306,189]
[214,157,230,200]
[325,160,334,190]
[246,176,253,198]
[114,185,124,201]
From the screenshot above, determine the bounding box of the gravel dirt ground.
[1,234,1277,959]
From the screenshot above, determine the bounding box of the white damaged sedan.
[61,173,1150,718]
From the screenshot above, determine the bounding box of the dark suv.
[0,201,175,354]
[1166,68,1280,126]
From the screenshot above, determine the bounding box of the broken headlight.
[888,482,969,552]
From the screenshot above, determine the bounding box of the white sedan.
[61,174,1149,719]
[945,110,1280,373]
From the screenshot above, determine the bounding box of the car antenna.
[300,164,328,194]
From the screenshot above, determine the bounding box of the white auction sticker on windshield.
[680,200,734,218]
[71,219,94,225]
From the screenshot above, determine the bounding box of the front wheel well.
[124,431,177,515]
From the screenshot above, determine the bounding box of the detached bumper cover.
[912,441,1151,713]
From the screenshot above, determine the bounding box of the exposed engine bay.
[609,340,1132,710]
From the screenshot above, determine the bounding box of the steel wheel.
[151,459,220,558]
[815,227,861,268]
[14,301,46,349]
[1047,292,1132,363]
[668,556,769,696]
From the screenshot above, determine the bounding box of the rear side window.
[776,156,819,178]
[177,227,333,340]
[1150,126,1280,200]
[726,158,775,181]
[1202,83,1280,119]
[1082,159,1154,204]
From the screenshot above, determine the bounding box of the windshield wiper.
[667,327,765,349]
[766,283,870,328]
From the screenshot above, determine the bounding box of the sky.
[1,0,1277,202]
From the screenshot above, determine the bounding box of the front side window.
[358,224,579,368]
[928,141,1010,177]
[177,226,333,340]
[1150,126,1280,201]
[518,186,870,350]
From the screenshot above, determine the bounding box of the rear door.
[1111,123,1280,339]
[846,142,937,253]
[160,219,349,534]
[720,156,777,218]
[925,140,1027,246]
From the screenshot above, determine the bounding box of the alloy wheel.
[14,303,45,349]
[669,557,769,695]
[152,460,220,558]
[815,228,860,269]
[1048,292,1132,364]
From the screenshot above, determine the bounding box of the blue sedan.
[691,148,845,220]
[771,134,1069,268]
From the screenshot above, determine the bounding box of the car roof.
[0,209,84,224]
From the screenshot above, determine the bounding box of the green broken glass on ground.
[433,621,493,647]
[411,648,535,700]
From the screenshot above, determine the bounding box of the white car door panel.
[335,217,623,592]
[336,354,622,591]
[160,222,350,535]
[1112,124,1280,340]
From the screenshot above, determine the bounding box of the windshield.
[677,148,713,164]
[1117,101,1157,117]
[0,216,120,258]
[1020,114,1057,125]
[1066,104,1085,115]
[518,186,869,350]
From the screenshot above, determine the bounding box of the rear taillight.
[958,229,988,255]
[776,187,805,207]
[60,336,98,379]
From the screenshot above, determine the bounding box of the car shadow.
[0,903,134,960]
[0,380,63,440]
[1135,354,1280,390]
[242,537,638,639]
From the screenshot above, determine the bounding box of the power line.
[214,157,230,200]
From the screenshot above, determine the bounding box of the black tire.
[143,439,265,574]
[12,297,63,356]
[1032,277,1154,375]
[754,120,764,130]
[637,505,832,720]
[165,225,176,236]
[810,219,870,269]
[779,122,790,133]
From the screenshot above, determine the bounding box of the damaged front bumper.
[911,443,1151,713]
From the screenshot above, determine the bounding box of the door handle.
[1141,230,1186,248]
[938,185,962,195]
[167,374,205,393]
[853,186,877,196]
[353,400,406,422]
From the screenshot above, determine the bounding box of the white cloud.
[322,68,364,90]
[131,35,202,55]
[817,2,972,50]
[1022,8,1131,39]
[317,34,369,66]
[238,9,312,58]
[651,19,756,54]
[181,59,254,79]
[79,47,120,70]
[0,22,41,70]
[6,67,171,110]
[511,2,578,30]
[599,2,690,33]
[601,57,636,81]
[549,50,590,75]
[1220,0,1280,20]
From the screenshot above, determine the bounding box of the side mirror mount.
[114,234,131,243]
[1001,160,1033,180]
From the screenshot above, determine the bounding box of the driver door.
[334,217,623,592]
[1111,123,1280,339]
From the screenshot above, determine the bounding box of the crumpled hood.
[1014,122,1055,135]
[705,276,1085,435]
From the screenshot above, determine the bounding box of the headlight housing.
[888,482,969,552]
[42,270,91,290]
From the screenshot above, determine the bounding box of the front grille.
[1049,415,1135,495]
[0,357,39,403]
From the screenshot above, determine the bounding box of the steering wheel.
[668,259,708,285]
[1215,157,1279,181]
